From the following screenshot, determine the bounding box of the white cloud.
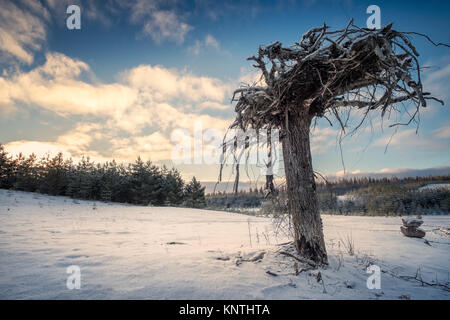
[1,52,232,121]
[433,126,450,140]
[124,0,192,43]
[5,140,75,159]
[187,40,202,56]
[43,0,192,43]
[23,0,51,21]
[423,60,450,98]
[110,132,173,162]
[204,34,219,50]
[196,101,230,111]
[4,122,108,162]
[310,127,338,154]
[0,0,48,64]
[1,53,138,116]
[121,64,230,103]
[188,34,225,56]
[420,57,450,118]
[1,52,233,163]
[238,67,265,86]
[56,123,102,151]
[142,10,192,44]
[373,127,449,152]
[84,1,113,26]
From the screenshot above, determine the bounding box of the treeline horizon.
[207,174,450,216]
[207,174,450,197]
[0,144,206,208]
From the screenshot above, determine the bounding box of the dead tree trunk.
[281,106,327,264]
[225,20,446,265]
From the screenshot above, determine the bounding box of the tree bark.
[282,107,328,265]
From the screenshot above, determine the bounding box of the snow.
[402,218,423,226]
[419,183,450,191]
[0,189,449,300]
[403,218,423,224]
[336,194,360,203]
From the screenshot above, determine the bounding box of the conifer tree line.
[207,175,450,216]
[0,144,206,207]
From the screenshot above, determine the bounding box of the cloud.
[43,0,191,42]
[111,131,173,162]
[188,40,203,56]
[192,0,263,22]
[142,10,192,43]
[5,140,75,159]
[121,64,231,103]
[433,126,450,140]
[188,34,221,56]
[84,1,114,27]
[196,101,231,111]
[1,52,233,121]
[56,123,102,151]
[23,0,51,21]
[310,127,338,154]
[373,127,449,152]
[238,67,265,86]
[4,122,174,164]
[0,0,48,64]
[423,58,450,101]
[124,0,192,43]
[0,52,138,116]
[420,56,450,118]
[4,122,108,162]
[1,52,233,163]
[42,0,114,27]
[148,103,230,131]
[204,34,219,50]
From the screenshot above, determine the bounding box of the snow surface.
[0,189,449,300]
[419,183,450,191]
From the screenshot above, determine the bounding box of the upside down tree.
[223,20,447,265]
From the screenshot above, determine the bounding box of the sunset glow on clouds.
[0,0,449,182]
[1,51,233,167]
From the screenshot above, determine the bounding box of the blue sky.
[0,0,449,183]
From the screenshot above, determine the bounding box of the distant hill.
[201,166,450,193]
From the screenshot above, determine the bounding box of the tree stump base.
[402,218,423,228]
[400,226,425,238]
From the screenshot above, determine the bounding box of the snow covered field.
[419,183,450,191]
[0,189,449,300]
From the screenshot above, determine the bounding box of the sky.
[0,0,449,185]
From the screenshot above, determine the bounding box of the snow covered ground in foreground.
[0,189,449,300]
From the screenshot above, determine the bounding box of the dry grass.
[340,234,355,256]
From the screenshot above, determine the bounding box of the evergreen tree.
[184,177,206,208]
[0,145,18,189]
[2,142,447,215]
[129,157,164,205]
[164,167,185,205]
[0,144,12,188]
[67,156,95,199]
[14,153,39,192]
[38,153,70,195]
